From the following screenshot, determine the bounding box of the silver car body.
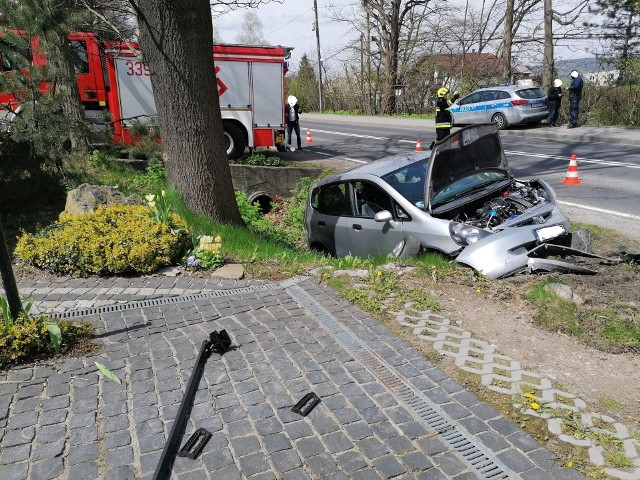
[304,124,581,279]
[449,85,548,128]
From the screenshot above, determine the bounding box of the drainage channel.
[286,284,515,479]
[51,279,305,319]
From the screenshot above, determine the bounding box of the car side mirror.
[374,210,393,223]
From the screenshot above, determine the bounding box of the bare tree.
[235,11,267,45]
[131,0,243,224]
[360,0,434,115]
[210,0,283,16]
[542,0,590,88]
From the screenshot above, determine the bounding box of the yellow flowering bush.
[15,205,189,275]
[187,235,224,270]
[0,315,93,369]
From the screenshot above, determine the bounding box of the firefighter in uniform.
[434,87,459,146]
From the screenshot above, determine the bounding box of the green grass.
[526,278,640,353]
[570,221,640,252]
[165,188,321,273]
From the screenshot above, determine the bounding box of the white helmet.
[287,95,298,106]
[570,70,579,78]
[554,79,562,87]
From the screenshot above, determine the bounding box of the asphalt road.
[298,115,640,243]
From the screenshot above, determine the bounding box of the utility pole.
[313,0,324,112]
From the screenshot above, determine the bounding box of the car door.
[479,90,501,122]
[454,91,484,124]
[347,181,404,257]
[308,182,355,256]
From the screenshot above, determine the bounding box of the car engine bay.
[451,180,552,229]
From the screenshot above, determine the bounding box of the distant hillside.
[526,57,617,77]
[554,57,617,75]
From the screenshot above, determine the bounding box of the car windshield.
[381,160,427,209]
[431,169,510,206]
[516,88,545,99]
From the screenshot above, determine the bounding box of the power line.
[265,8,314,37]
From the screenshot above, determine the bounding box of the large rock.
[62,184,138,216]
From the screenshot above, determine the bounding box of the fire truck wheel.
[223,122,246,161]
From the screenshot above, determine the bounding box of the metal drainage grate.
[286,285,514,480]
[51,281,294,319]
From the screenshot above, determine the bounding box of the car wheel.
[392,236,421,259]
[223,121,246,161]
[491,112,508,129]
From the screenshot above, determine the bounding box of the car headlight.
[449,222,492,247]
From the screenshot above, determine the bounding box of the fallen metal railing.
[152,330,232,480]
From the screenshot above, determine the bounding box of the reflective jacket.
[435,97,453,129]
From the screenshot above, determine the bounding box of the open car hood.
[425,124,511,213]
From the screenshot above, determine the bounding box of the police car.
[449,84,548,129]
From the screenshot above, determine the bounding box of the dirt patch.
[422,255,640,431]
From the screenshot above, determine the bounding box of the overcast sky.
[214,0,346,70]
[214,0,598,72]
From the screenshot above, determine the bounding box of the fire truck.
[0,32,291,160]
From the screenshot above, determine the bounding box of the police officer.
[547,79,563,127]
[567,70,583,129]
[435,87,459,142]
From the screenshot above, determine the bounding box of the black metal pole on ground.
[0,217,22,320]
[152,330,231,480]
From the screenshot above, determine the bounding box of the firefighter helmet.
[437,87,449,98]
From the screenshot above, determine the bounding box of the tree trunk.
[542,0,554,88]
[133,0,243,225]
[502,0,514,82]
[380,0,401,115]
[49,30,91,154]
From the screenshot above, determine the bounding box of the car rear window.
[515,88,544,99]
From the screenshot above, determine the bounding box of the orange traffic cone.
[415,138,423,151]
[305,129,313,144]
[562,154,582,185]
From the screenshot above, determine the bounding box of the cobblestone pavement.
[0,276,584,479]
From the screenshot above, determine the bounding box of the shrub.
[233,153,284,166]
[234,177,314,249]
[187,235,225,269]
[123,121,163,162]
[0,315,93,369]
[235,190,291,245]
[15,205,189,275]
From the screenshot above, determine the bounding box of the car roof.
[314,151,431,186]
[475,84,540,92]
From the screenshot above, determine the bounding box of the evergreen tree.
[0,0,93,159]
[588,0,640,84]
[286,54,319,111]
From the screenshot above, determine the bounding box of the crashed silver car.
[304,123,594,278]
